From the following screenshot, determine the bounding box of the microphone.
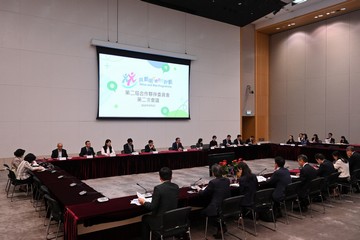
[136,183,149,193]
[257,168,267,176]
[191,178,202,186]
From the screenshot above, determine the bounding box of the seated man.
[222,135,232,147]
[144,140,156,152]
[296,154,317,211]
[233,134,244,146]
[324,132,335,144]
[51,143,68,159]
[265,156,291,216]
[171,137,183,151]
[138,167,179,240]
[315,153,335,197]
[123,138,135,154]
[245,136,255,145]
[198,163,231,238]
[79,140,95,157]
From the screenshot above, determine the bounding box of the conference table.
[36,142,355,240]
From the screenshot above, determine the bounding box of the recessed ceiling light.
[326,12,330,15]
[276,27,280,30]
[319,14,323,17]
[314,16,318,19]
[341,8,346,11]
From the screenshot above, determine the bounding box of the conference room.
[1,0,360,240]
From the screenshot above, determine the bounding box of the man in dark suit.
[346,146,360,192]
[315,153,335,197]
[171,137,183,151]
[296,154,317,211]
[222,135,232,147]
[51,143,68,159]
[266,156,291,215]
[123,138,135,154]
[198,163,231,238]
[346,146,360,173]
[79,140,95,157]
[138,167,179,240]
[144,140,156,152]
[233,134,244,146]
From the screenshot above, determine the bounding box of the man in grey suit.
[138,167,179,240]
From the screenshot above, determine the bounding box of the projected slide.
[98,51,190,119]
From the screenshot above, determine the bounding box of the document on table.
[130,192,152,206]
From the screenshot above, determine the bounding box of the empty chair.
[280,181,303,224]
[150,206,191,240]
[307,177,325,217]
[44,194,64,240]
[204,195,245,240]
[4,164,12,193]
[244,188,276,236]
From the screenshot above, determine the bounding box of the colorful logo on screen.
[122,72,137,88]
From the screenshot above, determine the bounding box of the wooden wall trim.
[255,31,270,141]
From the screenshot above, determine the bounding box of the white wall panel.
[270,10,360,144]
[0,0,240,157]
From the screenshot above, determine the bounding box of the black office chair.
[190,145,196,149]
[4,164,12,193]
[244,188,276,236]
[280,181,302,224]
[350,169,360,190]
[307,177,325,218]
[204,195,246,240]
[7,169,32,202]
[150,206,192,240]
[326,172,341,198]
[44,194,64,240]
[141,149,145,153]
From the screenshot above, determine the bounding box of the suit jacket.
[172,142,183,151]
[200,177,231,216]
[317,159,335,179]
[222,139,232,146]
[233,139,244,145]
[297,163,317,198]
[209,140,218,147]
[79,146,95,157]
[266,167,291,202]
[51,149,68,158]
[123,143,134,154]
[144,144,156,152]
[349,151,360,173]
[238,174,258,207]
[143,181,179,216]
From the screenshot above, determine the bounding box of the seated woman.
[101,139,116,156]
[12,148,25,171]
[237,162,258,207]
[332,151,350,193]
[286,135,296,144]
[340,136,349,144]
[16,153,44,181]
[311,134,321,143]
[196,138,203,148]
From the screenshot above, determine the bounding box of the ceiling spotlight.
[341,8,346,11]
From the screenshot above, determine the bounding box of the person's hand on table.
[138,197,145,205]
